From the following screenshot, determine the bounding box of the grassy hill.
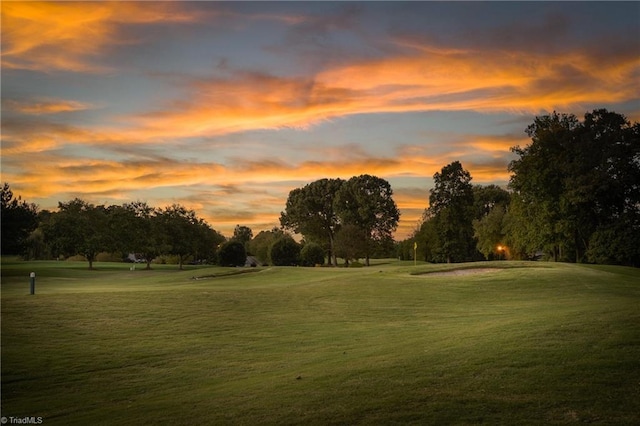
[1,260,639,425]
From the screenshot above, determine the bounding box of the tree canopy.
[269,236,301,266]
[232,225,253,247]
[509,109,639,264]
[421,161,476,263]
[218,240,247,267]
[281,174,399,266]
[300,242,326,266]
[280,178,344,265]
[43,199,109,269]
[334,174,400,266]
[1,183,38,256]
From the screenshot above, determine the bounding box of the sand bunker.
[419,268,502,277]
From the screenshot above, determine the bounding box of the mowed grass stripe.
[1,261,639,425]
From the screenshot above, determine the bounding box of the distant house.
[245,256,262,267]
[126,253,146,263]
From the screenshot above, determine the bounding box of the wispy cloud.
[2,98,93,115]
[117,43,638,143]
[1,2,203,72]
[2,129,512,237]
[317,44,639,115]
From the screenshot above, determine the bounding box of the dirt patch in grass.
[419,268,503,277]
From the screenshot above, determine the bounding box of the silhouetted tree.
[508,109,639,264]
[232,225,253,249]
[269,236,300,266]
[427,162,475,263]
[113,201,166,269]
[157,204,219,269]
[44,199,109,269]
[1,183,38,255]
[280,178,344,266]
[334,175,400,266]
[218,240,246,267]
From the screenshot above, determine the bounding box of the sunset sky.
[2,1,639,239]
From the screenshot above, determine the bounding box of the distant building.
[127,253,146,263]
[245,256,262,267]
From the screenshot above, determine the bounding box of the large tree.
[508,109,639,264]
[157,204,222,269]
[473,185,511,219]
[44,199,109,269]
[232,225,253,249]
[509,112,581,261]
[114,201,166,270]
[24,210,53,261]
[280,178,344,266]
[1,183,38,255]
[334,174,400,266]
[567,110,640,263]
[426,161,475,263]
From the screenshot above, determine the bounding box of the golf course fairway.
[2,260,639,425]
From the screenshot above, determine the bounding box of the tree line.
[2,109,638,268]
[0,174,400,269]
[0,195,227,270]
[401,109,639,267]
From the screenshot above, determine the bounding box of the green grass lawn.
[1,259,639,425]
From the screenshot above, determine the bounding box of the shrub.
[269,237,300,266]
[66,254,87,262]
[300,242,325,266]
[218,240,246,267]
[587,220,640,267]
[96,252,122,262]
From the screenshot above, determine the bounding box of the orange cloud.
[2,134,512,240]
[463,135,525,154]
[117,43,638,144]
[3,3,635,241]
[0,118,99,155]
[1,2,202,72]
[2,112,515,196]
[3,98,93,115]
[317,46,639,114]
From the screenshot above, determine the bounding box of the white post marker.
[414,242,417,266]
[29,272,36,295]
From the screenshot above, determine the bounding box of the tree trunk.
[329,233,336,266]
